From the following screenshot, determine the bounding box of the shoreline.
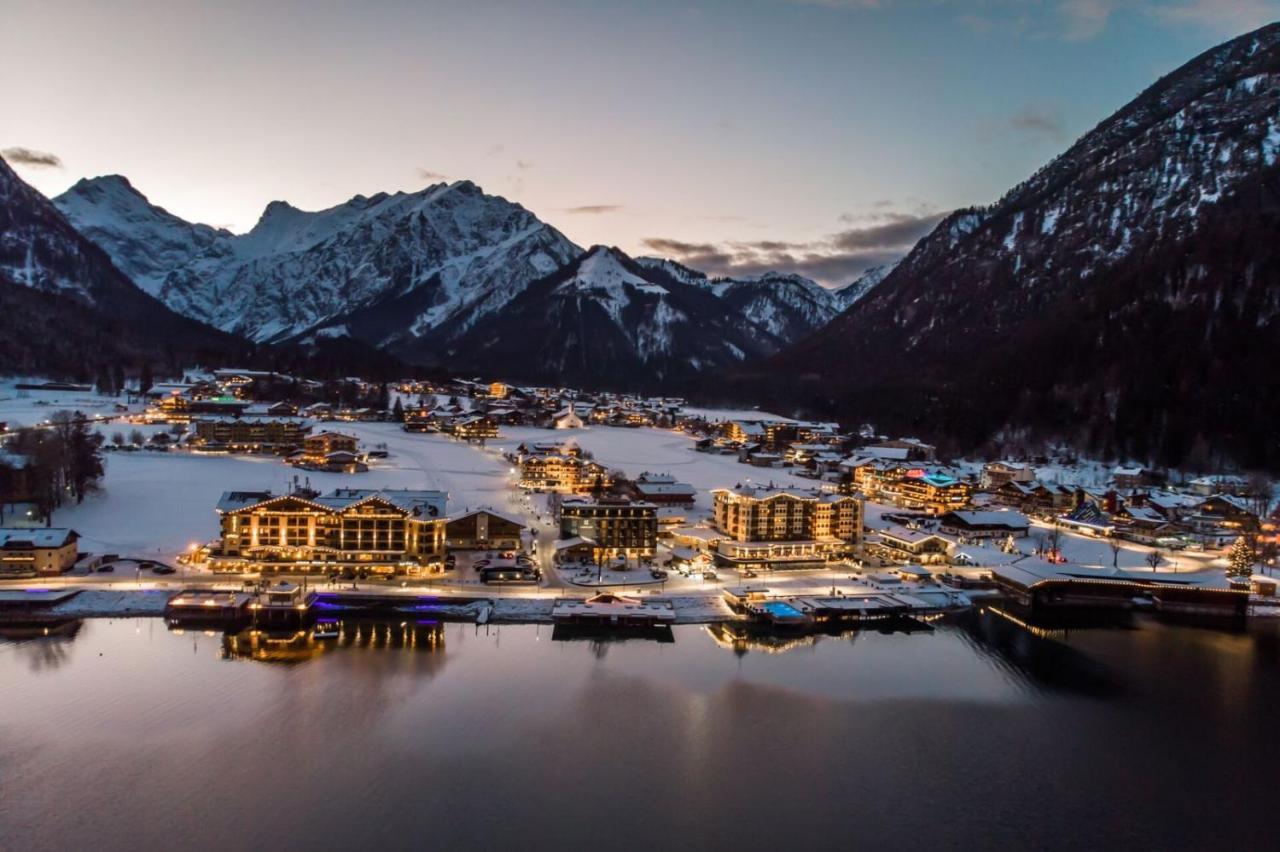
[0,585,743,626]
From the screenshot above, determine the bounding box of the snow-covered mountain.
[0,155,237,375]
[54,175,231,297]
[634,256,859,343]
[55,173,886,359]
[831,261,896,310]
[55,179,582,345]
[434,246,785,389]
[770,22,1280,468]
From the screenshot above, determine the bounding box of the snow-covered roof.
[445,507,528,528]
[940,510,1030,530]
[216,491,274,513]
[0,528,76,548]
[634,481,696,498]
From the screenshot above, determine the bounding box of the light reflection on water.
[1,613,1277,851]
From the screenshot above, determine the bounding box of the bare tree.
[1245,471,1274,519]
[1108,534,1123,569]
[1145,548,1163,572]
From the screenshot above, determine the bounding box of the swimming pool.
[761,600,805,621]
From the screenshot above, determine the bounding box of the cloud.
[564,204,623,215]
[416,167,448,181]
[515,159,534,170]
[1152,0,1280,34]
[641,209,946,286]
[1057,0,1113,40]
[2,146,63,168]
[1008,104,1067,141]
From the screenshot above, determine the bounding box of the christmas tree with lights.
[1227,536,1255,578]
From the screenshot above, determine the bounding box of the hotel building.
[211,488,447,574]
[193,418,308,454]
[557,496,658,559]
[710,487,862,570]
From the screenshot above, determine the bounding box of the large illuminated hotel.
[210,488,447,574]
[710,486,862,571]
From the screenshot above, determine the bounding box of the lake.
[1,611,1276,851]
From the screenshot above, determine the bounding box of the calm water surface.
[1,612,1277,851]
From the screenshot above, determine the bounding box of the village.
[0,369,1276,634]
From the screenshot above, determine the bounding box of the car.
[702,571,718,581]
[742,570,759,579]
[151,565,176,575]
[650,569,668,580]
[96,564,114,573]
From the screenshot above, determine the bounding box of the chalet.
[1112,504,1181,543]
[723,420,766,445]
[302,431,358,460]
[1187,495,1261,535]
[1188,475,1250,497]
[445,508,527,551]
[520,453,610,493]
[451,414,499,441]
[994,480,1075,516]
[0,528,78,578]
[865,438,935,461]
[403,406,440,432]
[870,525,952,565]
[629,472,696,507]
[938,510,1030,539]
[1111,466,1147,490]
[553,408,584,429]
[210,488,447,574]
[980,461,1035,490]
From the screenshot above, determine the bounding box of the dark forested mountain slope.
[762,23,1280,468]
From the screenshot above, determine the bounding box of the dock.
[551,593,676,628]
[165,589,255,628]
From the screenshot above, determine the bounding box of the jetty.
[551,593,676,628]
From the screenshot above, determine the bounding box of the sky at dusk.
[4,0,1277,285]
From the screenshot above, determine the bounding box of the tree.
[378,383,390,412]
[1108,533,1123,569]
[1144,548,1162,572]
[392,397,405,422]
[1227,535,1255,578]
[111,431,125,446]
[65,413,103,503]
[112,363,125,397]
[138,361,154,397]
[94,364,114,397]
[129,429,145,446]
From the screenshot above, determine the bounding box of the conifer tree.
[1228,535,1255,578]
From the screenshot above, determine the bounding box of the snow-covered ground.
[0,382,138,430]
